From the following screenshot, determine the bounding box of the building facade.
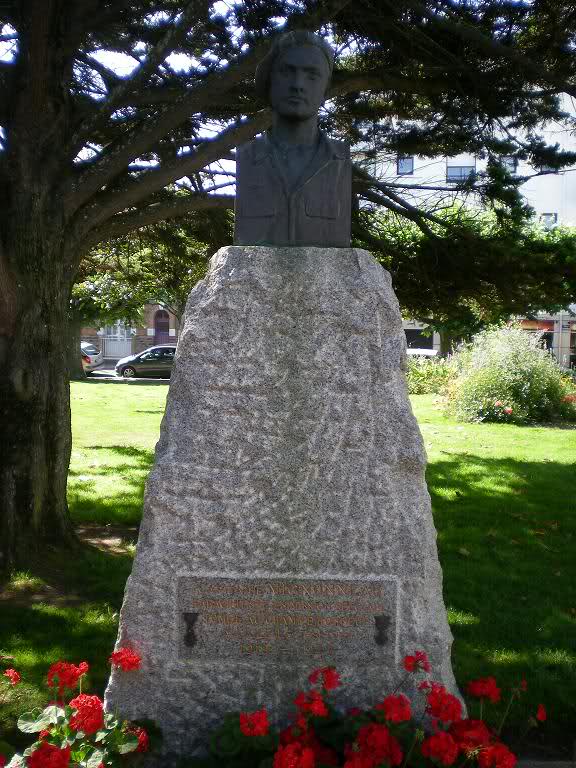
[81,304,180,360]
[392,113,576,364]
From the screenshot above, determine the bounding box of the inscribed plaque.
[177,576,397,664]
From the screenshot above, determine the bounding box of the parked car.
[81,341,104,372]
[115,345,176,378]
[406,348,438,357]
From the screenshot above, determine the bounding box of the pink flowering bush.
[446,325,576,424]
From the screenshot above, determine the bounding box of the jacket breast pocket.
[239,184,275,218]
[304,194,339,220]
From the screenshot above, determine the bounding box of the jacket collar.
[252,129,347,164]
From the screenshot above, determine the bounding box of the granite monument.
[106,32,461,764]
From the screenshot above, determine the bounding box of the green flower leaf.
[209,727,242,758]
[6,754,26,768]
[17,710,53,733]
[116,734,139,755]
[86,748,105,768]
[44,706,65,724]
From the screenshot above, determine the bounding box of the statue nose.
[290,71,306,90]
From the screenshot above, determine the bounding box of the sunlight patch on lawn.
[447,608,480,626]
[8,572,46,591]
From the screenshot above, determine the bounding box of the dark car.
[115,345,176,378]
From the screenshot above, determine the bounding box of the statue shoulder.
[326,136,350,160]
[236,135,267,163]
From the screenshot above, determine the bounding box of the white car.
[81,341,104,372]
[406,348,438,357]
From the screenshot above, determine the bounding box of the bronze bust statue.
[234,31,351,247]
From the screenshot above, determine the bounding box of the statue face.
[269,44,330,121]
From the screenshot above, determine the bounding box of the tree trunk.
[69,319,86,381]
[0,0,82,572]
[0,242,77,573]
[439,331,455,357]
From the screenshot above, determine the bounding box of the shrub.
[406,356,454,395]
[445,325,576,424]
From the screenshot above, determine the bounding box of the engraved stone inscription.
[177,577,397,664]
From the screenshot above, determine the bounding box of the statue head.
[255,31,334,121]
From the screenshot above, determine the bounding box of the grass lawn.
[1,382,575,754]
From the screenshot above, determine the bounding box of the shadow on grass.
[427,454,576,752]
[0,541,135,747]
[68,445,154,526]
[0,542,133,690]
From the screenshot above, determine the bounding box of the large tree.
[356,208,576,353]
[1,0,576,570]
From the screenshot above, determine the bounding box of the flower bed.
[1,650,546,768]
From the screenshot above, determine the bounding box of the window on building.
[501,156,518,174]
[446,164,475,182]
[397,155,414,175]
[540,212,558,229]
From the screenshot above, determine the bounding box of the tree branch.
[396,0,576,99]
[74,109,271,232]
[76,0,208,141]
[354,165,446,230]
[82,193,233,250]
[112,68,450,110]
[64,0,354,216]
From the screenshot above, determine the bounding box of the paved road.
[85,367,169,383]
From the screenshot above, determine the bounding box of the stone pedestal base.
[105,247,460,762]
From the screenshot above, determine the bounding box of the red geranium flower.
[307,733,338,767]
[449,719,492,753]
[287,728,339,766]
[294,690,328,717]
[0,755,6,768]
[403,650,431,673]
[478,743,517,768]
[356,723,403,767]
[425,683,463,724]
[421,732,460,766]
[375,694,411,723]
[536,705,546,722]
[273,742,315,768]
[127,725,149,753]
[240,708,270,736]
[344,752,374,768]
[109,647,141,671]
[467,677,501,704]
[3,668,21,685]
[28,742,71,768]
[503,407,513,415]
[68,693,104,735]
[308,667,340,691]
[46,661,89,696]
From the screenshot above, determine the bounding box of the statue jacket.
[234,131,351,247]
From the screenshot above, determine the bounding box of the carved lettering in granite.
[177,577,397,664]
